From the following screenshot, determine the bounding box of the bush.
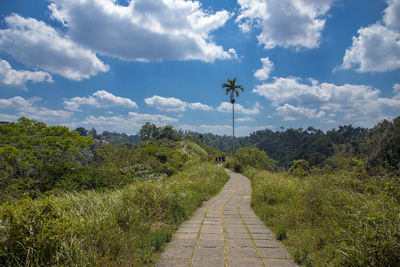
[289,159,310,177]
[0,162,229,266]
[245,167,400,266]
[0,197,81,266]
[235,147,276,171]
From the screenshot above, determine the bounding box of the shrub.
[246,167,400,266]
[235,147,276,171]
[0,197,81,266]
[232,160,243,173]
[289,159,310,177]
[276,225,288,241]
[0,162,229,266]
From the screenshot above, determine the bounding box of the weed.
[245,167,400,266]
[276,225,288,241]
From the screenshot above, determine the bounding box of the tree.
[75,127,88,136]
[139,122,159,141]
[222,77,244,156]
[0,117,94,198]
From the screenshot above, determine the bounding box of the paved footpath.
[156,169,297,267]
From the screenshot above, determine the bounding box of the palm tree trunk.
[232,102,235,156]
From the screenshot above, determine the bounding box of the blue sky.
[0,0,399,136]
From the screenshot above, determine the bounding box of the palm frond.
[222,83,230,88]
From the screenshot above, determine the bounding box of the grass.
[244,167,400,266]
[0,161,229,266]
[182,141,208,159]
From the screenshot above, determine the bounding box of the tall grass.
[0,161,229,266]
[245,167,400,266]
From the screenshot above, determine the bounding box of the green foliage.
[245,167,400,266]
[139,123,181,142]
[0,162,229,266]
[275,225,288,241]
[235,147,276,171]
[0,196,81,266]
[365,116,400,175]
[289,160,311,177]
[0,118,94,201]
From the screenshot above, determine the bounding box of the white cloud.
[75,112,178,134]
[236,0,334,49]
[48,0,235,62]
[64,90,138,111]
[217,101,261,115]
[276,103,326,121]
[145,95,212,112]
[0,96,41,110]
[384,0,400,28]
[0,114,18,121]
[254,76,400,127]
[394,83,400,99]
[254,57,274,81]
[0,14,109,80]
[127,112,178,124]
[179,123,231,135]
[189,102,213,111]
[236,117,254,122]
[0,59,53,89]
[145,95,187,112]
[0,96,72,121]
[338,0,400,72]
[179,123,272,136]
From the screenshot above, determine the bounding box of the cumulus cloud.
[236,0,334,49]
[145,95,212,112]
[188,102,214,111]
[0,14,109,80]
[0,96,72,121]
[48,0,236,62]
[145,95,187,112]
[74,112,178,134]
[179,123,273,136]
[179,123,231,135]
[254,57,274,80]
[217,102,261,115]
[394,83,400,99]
[254,76,400,127]
[338,0,400,72]
[0,59,53,89]
[276,103,326,121]
[0,113,18,121]
[64,90,138,111]
[236,117,255,122]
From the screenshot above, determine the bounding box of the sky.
[0,0,399,136]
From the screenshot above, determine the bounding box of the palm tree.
[222,77,244,156]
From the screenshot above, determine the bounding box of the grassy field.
[0,161,229,266]
[245,167,400,266]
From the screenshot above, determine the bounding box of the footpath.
[156,169,297,267]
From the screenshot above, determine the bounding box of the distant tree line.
[73,117,400,175]
[188,116,400,175]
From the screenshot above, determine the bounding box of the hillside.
[0,118,229,266]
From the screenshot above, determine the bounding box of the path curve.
[156,169,297,267]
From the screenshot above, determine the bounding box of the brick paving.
[156,169,297,267]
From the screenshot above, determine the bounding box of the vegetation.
[1,162,228,266]
[1,114,399,266]
[223,117,400,266]
[0,117,229,266]
[224,147,276,173]
[288,159,311,177]
[245,165,400,266]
